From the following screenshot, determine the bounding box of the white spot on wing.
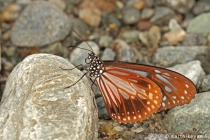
[154,100,158,104]
[155,70,161,73]
[149,93,153,99]
[185,84,189,88]
[163,73,170,76]
[163,96,167,101]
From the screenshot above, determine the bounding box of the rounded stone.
[0,54,98,140]
[187,12,210,37]
[70,41,100,66]
[11,1,72,47]
[122,7,140,25]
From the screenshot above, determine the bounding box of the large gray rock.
[0,54,98,140]
[152,46,210,67]
[163,91,210,135]
[11,1,71,47]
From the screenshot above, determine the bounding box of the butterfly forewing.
[149,68,196,111]
[97,66,162,123]
[103,61,197,111]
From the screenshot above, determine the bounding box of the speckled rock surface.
[197,75,210,93]
[0,54,98,140]
[163,91,210,135]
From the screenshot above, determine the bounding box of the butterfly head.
[86,52,104,77]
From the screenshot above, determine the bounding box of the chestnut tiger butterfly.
[65,32,196,123]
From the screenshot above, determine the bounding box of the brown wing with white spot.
[97,66,162,123]
[102,61,197,111]
[148,68,196,111]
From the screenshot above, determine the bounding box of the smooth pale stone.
[0,54,98,140]
[167,60,205,85]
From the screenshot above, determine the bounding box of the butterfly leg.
[90,78,97,91]
[59,64,85,71]
[89,78,98,109]
[64,72,88,89]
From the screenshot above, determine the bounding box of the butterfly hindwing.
[97,66,162,123]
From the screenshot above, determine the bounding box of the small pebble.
[122,6,140,24]
[121,30,140,43]
[99,36,113,48]
[78,5,101,27]
[101,48,116,61]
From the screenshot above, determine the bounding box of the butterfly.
[65,32,197,123]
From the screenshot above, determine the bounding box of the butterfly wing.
[96,66,162,123]
[103,61,197,111]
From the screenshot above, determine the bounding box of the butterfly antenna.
[72,30,94,52]
[68,46,93,52]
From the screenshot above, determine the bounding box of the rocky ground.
[1,0,210,139]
